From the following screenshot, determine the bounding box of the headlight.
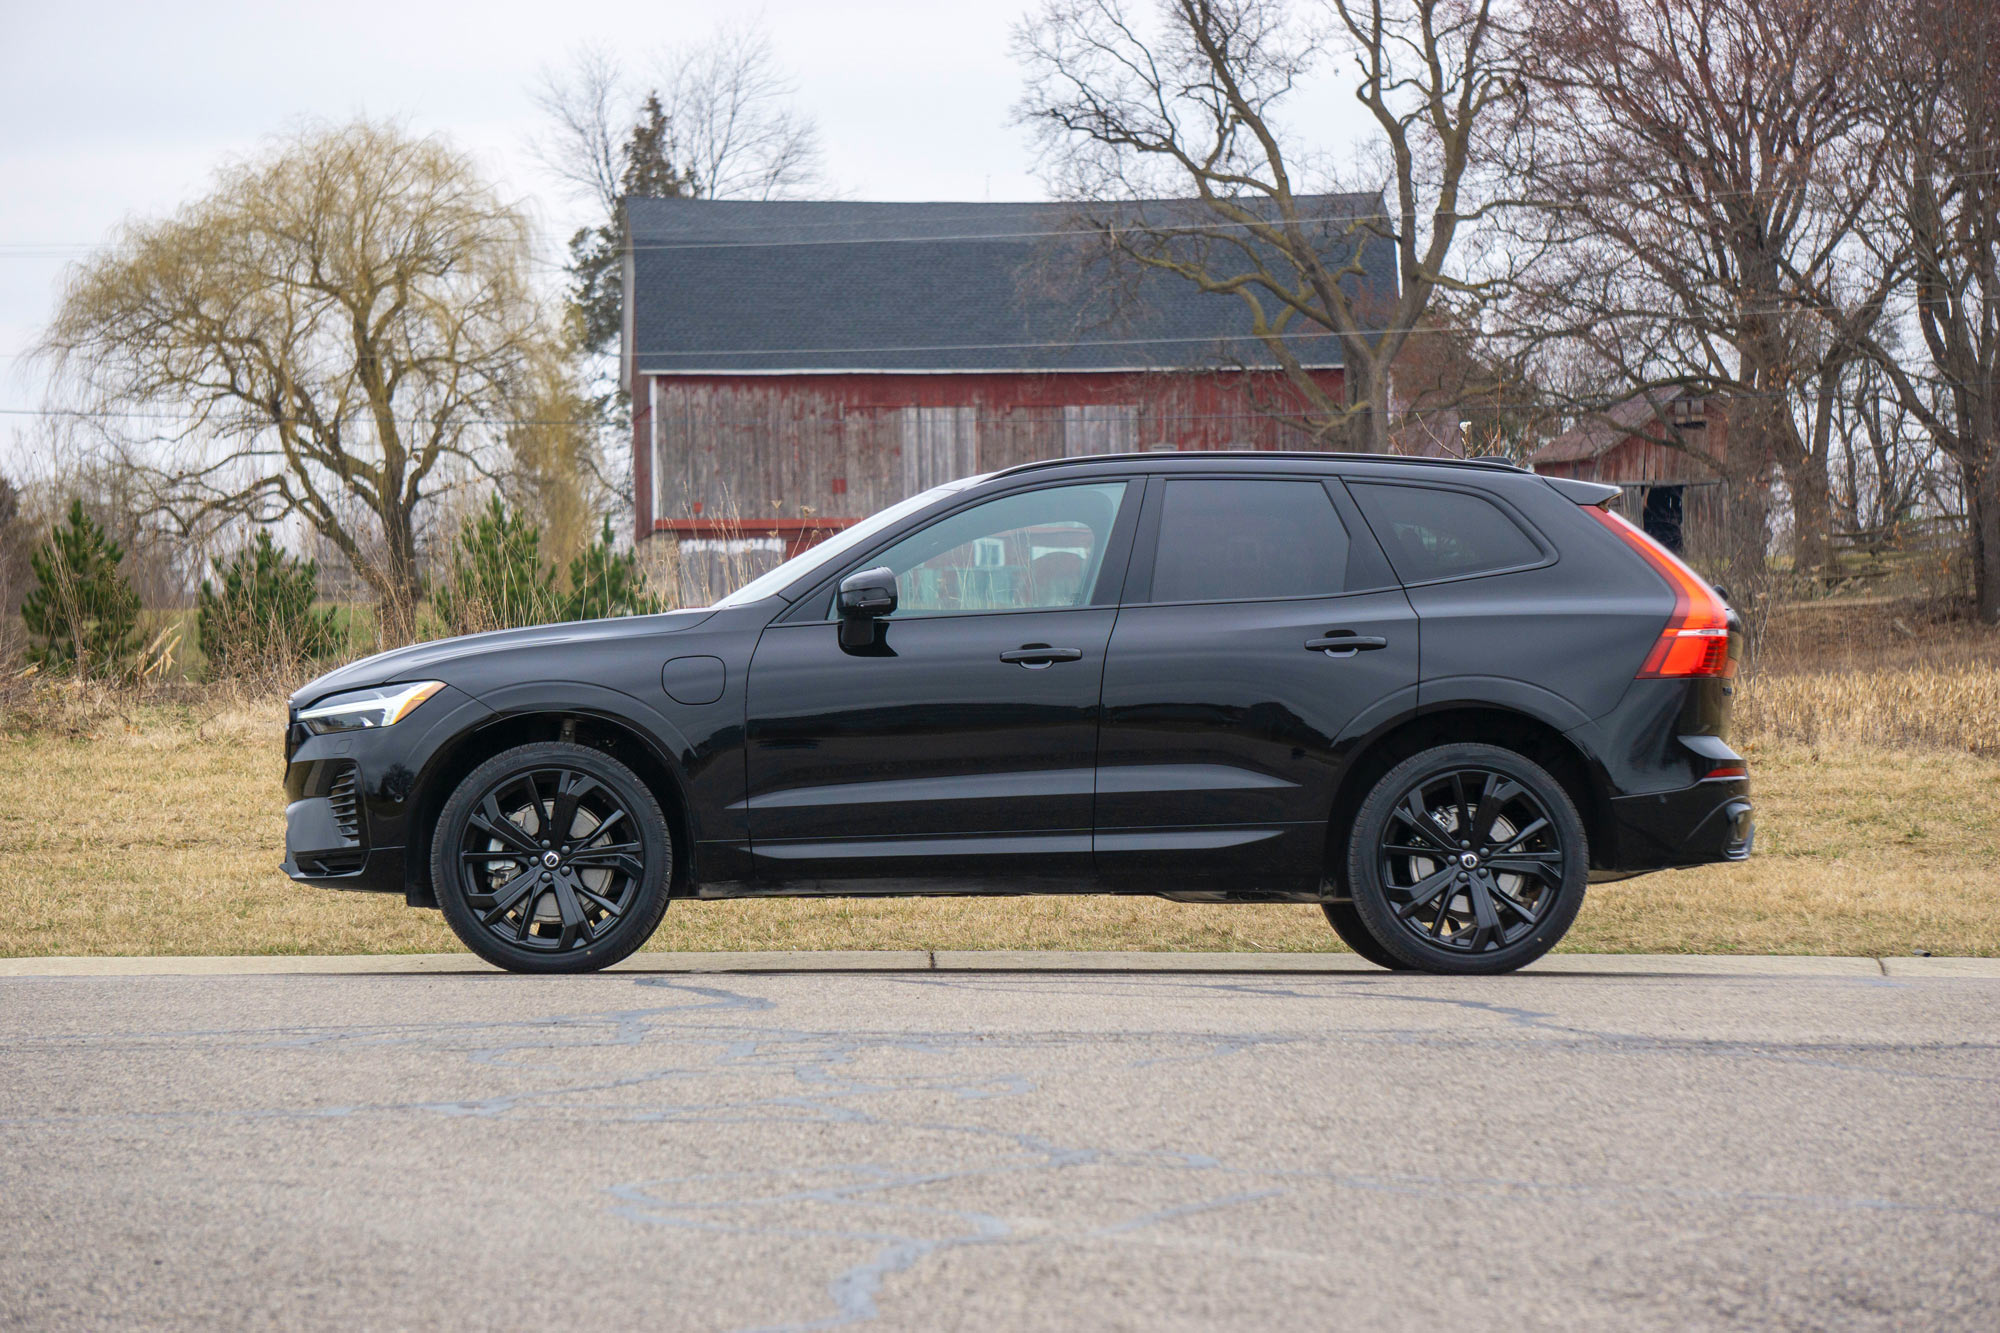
[298,681,446,734]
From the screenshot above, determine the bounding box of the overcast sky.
[0,0,1058,454]
[0,0,1369,471]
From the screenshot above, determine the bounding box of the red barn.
[620,197,1393,596]
[1530,393,1733,555]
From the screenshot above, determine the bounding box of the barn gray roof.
[622,196,1393,376]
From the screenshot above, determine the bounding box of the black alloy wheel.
[431,742,672,973]
[1346,743,1587,974]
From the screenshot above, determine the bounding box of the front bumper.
[281,684,491,895]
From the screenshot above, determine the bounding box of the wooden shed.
[621,197,1395,597]
[1529,394,1732,555]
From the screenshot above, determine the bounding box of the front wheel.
[1346,743,1587,975]
[431,742,673,973]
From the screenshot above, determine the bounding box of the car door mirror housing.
[837,566,898,619]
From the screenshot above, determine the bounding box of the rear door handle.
[1305,633,1388,657]
[999,644,1084,669]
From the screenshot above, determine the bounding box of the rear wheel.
[1346,743,1586,975]
[431,742,672,974]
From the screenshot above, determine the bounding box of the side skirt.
[695,876,1101,898]
[690,879,1327,903]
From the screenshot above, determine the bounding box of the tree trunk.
[1720,472,1770,615]
[1780,452,1833,580]
[368,504,424,647]
[1342,360,1390,454]
[1716,401,1778,615]
[1970,452,2000,625]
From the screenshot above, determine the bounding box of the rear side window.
[1150,479,1350,602]
[1350,483,1542,583]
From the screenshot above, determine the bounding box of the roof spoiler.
[1544,476,1622,507]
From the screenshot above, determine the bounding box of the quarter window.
[1350,483,1542,583]
[1149,480,1351,602]
[860,482,1129,617]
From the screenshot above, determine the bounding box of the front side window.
[712,474,992,609]
[1149,479,1351,603]
[856,482,1129,617]
[1349,483,1543,583]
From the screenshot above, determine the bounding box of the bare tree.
[658,22,824,202]
[1828,354,1946,547]
[1844,0,2000,621]
[1015,0,1526,452]
[531,45,629,221]
[532,20,824,508]
[534,21,824,211]
[41,121,543,638]
[1515,0,1894,596]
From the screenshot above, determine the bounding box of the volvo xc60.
[282,453,1753,974]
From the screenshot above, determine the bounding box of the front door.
[742,480,1138,887]
[1094,476,1419,893]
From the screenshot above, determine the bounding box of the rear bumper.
[1605,776,1754,870]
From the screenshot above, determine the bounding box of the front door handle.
[999,644,1084,669]
[1305,633,1388,657]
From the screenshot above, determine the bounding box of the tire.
[1321,898,1412,970]
[431,742,673,974]
[1346,743,1587,975]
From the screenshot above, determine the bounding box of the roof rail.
[988,449,1528,479]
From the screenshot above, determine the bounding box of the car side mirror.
[837,566,897,619]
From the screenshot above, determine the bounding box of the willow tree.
[44,121,543,637]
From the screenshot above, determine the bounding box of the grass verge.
[2,695,1995,957]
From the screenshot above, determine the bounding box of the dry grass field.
[2,596,1996,958]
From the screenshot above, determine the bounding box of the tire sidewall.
[1321,898,1413,971]
[430,742,673,974]
[1346,742,1587,975]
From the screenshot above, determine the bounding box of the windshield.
[709,473,993,608]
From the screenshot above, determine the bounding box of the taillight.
[1585,505,1734,679]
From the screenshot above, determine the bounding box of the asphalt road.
[3,964,1997,1330]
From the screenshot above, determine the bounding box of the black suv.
[283,453,1752,974]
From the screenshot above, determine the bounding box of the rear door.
[1093,475,1419,892]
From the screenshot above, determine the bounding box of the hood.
[290,608,717,708]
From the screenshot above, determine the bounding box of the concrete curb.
[2,951,1996,978]
[1879,956,2000,977]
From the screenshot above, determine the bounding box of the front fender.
[468,680,733,843]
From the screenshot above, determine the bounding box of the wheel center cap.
[542,851,561,869]
[1458,851,1480,869]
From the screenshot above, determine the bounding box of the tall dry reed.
[1735,665,2000,755]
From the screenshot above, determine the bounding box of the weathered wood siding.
[1536,411,1734,562]
[635,368,1347,535]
